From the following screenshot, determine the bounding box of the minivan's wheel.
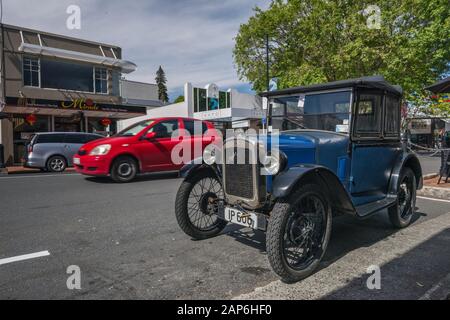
[175,170,227,240]
[388,167,416,229]
[110,156,138,183]
[47,156,67,172]
[267,184,332,283]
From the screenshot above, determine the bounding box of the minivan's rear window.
[36,134,65,144]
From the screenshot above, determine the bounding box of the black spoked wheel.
[267,184,332,283]
[388,168,416,228]
[175,170,227,239]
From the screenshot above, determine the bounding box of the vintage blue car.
[174,76,423,283]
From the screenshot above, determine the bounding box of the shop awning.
[18,42,137,74]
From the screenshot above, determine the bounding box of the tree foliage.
[173,95,185,103]
[234,0,450,110]
[155,66,169,103]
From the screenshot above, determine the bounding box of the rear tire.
[110,156,138,183]
[388,167,416,228]
[47,156,67,172]
[267,184,332,283]
[175,170,227,240]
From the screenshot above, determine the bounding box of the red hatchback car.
[73,117,218,182]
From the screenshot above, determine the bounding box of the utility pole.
[265,34,270,92]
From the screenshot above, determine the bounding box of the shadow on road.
[322,228,450,300]
[223,210,428,276]
[84,171,180,184]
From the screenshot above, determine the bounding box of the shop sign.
[61,98,99,111]
[409,119,432,135]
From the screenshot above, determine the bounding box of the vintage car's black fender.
[180,158,221,181]
[387,152,423,197]
[272,165,356,216]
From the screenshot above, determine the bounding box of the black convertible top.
[260,75,403,97]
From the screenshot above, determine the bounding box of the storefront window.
[13,115,50,163]
[55,116,82,132]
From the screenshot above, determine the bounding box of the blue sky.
[1,0,271,101]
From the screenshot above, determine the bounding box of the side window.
[36,134,65,144]
[64,134,85,144]
[23,57,40,87]
[149,120,179,139]
[85,135,102,143]
[384,95,400,137]
[354,92,383,138]
[183,120,208,136]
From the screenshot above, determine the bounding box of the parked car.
[174,76,423,283]
[25,132,103,172]
[73,117,218,183]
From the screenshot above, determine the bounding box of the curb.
[418,186,450,200]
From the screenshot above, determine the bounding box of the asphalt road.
[0,171,449,300]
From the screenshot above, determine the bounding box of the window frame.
[352,89,384,141]
[22,56,41,88]
[94,67,109,94]
[383,93,401,140]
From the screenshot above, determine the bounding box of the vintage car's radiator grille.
[223,146,254,200]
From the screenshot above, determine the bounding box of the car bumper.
[73,155,110,176]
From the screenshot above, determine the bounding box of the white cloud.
[1,0,271,99]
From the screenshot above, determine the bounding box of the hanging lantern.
[25,114,37,126]
[100,118,112,127]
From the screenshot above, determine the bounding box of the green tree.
[173,95,185,103]
[234,0,450,107]
[155,66,169,103]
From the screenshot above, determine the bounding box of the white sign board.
[409,119,432,135]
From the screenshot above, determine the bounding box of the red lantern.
[100,118,112,127]
[25,114,37,126]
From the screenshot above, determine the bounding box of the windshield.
[116,120,155,137]
[269,91,352,133]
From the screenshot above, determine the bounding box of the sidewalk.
[4,166,76,175]
[235,212,450,300]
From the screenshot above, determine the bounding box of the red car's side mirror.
[144,132,157,140]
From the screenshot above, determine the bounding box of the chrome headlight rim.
[89,144,112,156]
[262,150,287,176]
[203,144,217,165]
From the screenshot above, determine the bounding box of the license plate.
[73,158,80,165]
[224,207,258,229]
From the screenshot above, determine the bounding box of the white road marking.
[0,173,79,180]
[417,196,450,204]
[0,251,51,266]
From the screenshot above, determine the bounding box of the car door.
[350,90,402,205]
[135,119,182,172]
[182,120,212,161]
[62,134,86,166]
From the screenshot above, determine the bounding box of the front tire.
[110,156,138,183]
[388,167,416,228]
[175,170,227,240]
[267,184,332,283]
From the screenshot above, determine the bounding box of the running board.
[355,198,396,218]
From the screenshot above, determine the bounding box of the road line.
[417,196,450,204]
[0,173,79,180]
[0,251,50,266]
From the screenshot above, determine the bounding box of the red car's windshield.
[116,120,155,137]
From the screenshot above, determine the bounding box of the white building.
[118,83,264,131]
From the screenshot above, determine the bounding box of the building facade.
[0,24,160,165]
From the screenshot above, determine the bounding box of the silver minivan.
[25,132,103,172]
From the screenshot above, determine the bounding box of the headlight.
[89,144,111,156]
[203,144,217,165]
[261,150,285,176]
